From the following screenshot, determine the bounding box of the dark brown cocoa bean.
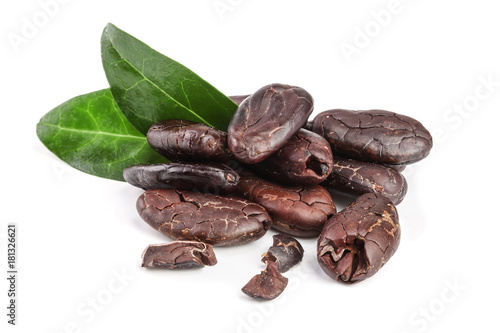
[141,241,217,269]
[137,189,272,246]
[227,83,314,164]
[147,119,232,162]
[317,193,401,283]
[237,171,336,237]
[123,163,239,194]
[262,234,304,273]
[241,260,288,300]
[252,129,333,186]
[310,109,432,165]
[321,156,408,205]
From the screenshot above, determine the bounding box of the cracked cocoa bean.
[137,189,272,246]
[141,241,217,269]
[262,234,304,273]
[123,162,239,194]
[227,83,314,164]
[252,129,333,186]
[241,260,288,300]
[229,94,250,105]
[317,193,400,283]
[321,156,408,205]
[147,119,232,162]
[237,170,336,237]
[310,109,432,165]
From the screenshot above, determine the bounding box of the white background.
[1,0,499,332]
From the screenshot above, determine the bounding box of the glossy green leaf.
[36,89,168,181]
[101,23,238,135]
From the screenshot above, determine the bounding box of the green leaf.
[101,23,238,135]
[36,89,168,181]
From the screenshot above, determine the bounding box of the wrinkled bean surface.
[241,260,288,300]
[262,234,304,273]
[137,189,272,246]
[141,241,217,269]
[147,119,232,162]
[321,156,408,205]
[237,171,336,237]
[311,109,432,165]
[228,83,314,164]
[253,129,333,186]
[317,193,400,283]
[123,162,239,194]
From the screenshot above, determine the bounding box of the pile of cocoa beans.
[124,83,432,299]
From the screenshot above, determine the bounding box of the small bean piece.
[237,170,336,237]
[147,119,232,162]
[321,156,408,205]
[317,193,401,283]
[311,109,432,165]
[227,83,314,164]
[137,189,272,246]
[123,163,240,194]
[253,129,333,186]
[262,234,304,273]
[241,260,288,300]
[141,241,217,269]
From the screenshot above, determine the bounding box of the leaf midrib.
[104,28,215,128]
[40,122,146,140]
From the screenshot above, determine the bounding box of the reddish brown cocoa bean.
[321,156,408,205]
[227,83,314,164]
[252,129,333,186]
[237,171,336,237]
[137,189,272,246]
[310,109,432,165]
[317,193,401,283]
[147,119,232,162]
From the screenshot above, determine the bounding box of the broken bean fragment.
[262,234,304,273]
[141,241,217,269]
[317,193,401,283]
[241,260,288,300]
